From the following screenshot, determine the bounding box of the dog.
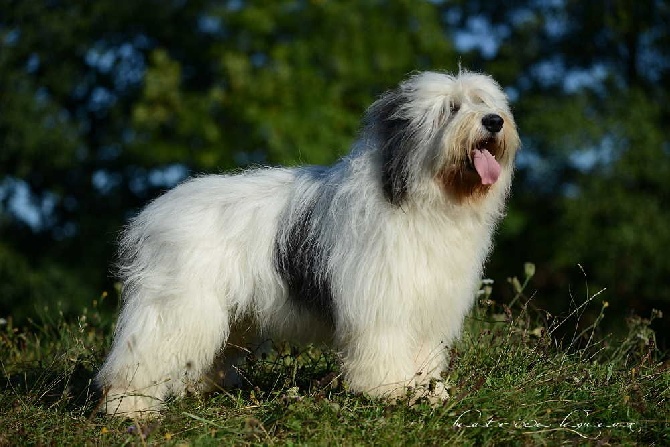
[97,70,520,417]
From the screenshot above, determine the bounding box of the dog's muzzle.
[468,114,505,185]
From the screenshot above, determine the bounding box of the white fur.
[97,70,520,416]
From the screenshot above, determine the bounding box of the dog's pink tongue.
[472,149,501,185]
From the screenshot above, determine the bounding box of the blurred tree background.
[1,0,669,346]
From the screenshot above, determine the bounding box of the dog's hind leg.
[97,284,230,418]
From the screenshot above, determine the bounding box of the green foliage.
[0,0,460,322]
[131,0,457,168]
[548,88,670,319]
[1,270,667,445]
[1,0,670,344]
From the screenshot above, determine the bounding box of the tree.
[0,0,458,320]
[1,0,669,343]
[447,0,670,334]
[0,0,215,318]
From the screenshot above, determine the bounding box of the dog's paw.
[401,380,450,407]
[101,391,164,419]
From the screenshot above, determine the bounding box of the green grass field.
[1,267,668,445]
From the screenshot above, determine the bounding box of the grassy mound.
[1,266,668,445]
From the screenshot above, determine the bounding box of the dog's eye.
[450,102,461,114]
[472,95,489,106]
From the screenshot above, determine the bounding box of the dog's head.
[364,71,520,206]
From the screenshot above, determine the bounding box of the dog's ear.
[366,91,413,207]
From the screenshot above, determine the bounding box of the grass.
[1,265,668,446]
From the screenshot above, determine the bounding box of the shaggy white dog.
[97,70,520,417]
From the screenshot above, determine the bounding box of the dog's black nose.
[482,114,504,133]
